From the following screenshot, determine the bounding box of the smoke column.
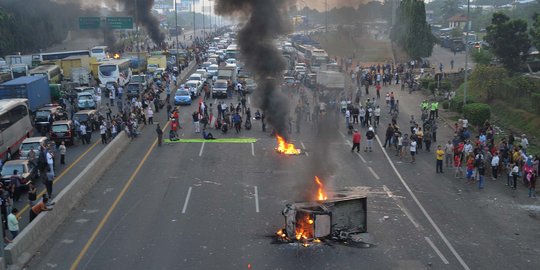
[216,0,291,136]
[116,0,165,47]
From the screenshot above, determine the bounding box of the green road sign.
[79,17,100,29]
[106,17,134,29]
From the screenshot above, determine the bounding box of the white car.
[195,69,208,81]
[184,80,202,98]
[188,73,204,84]
[226,58,237,65]
[207,64,219,79]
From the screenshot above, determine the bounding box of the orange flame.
[113,53,120,59]
[315,176,328,201]
[275,134,301,155]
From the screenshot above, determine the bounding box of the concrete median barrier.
[4,131,130,269]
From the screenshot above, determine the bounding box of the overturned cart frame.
[279,195,367,242]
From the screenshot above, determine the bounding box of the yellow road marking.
[70,121,170,270]
[17,139,101,219]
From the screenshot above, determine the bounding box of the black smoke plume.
[117,0,165,47]
[216,0,291,136]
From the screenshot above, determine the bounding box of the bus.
[90,46,110,61]
[98,59,132,86]
[29,65,62,84]
[225,44,239,60]
[32,50,90,67]
[308,48,329,71]
[0,99,33,161]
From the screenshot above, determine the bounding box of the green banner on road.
[79,17,100,29]
[164,138,257,143]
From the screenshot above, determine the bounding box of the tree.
[390,0,437,60]
[485,12,530,71]
[531,13,540,51]
[471,49,493,66]
[441,0,462,22]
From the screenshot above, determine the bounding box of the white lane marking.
[339,131,346,138]
[425,237,450,265]
[375,135,470,270]
[345,140,367,163]
[251,142,255,156]
[214,98,217,104]
[199,142,205,156]
[368,167,380,180]
[300,141,309,156]
[254,186,260,213]
[383,185,421,229]
[181,187,192,214]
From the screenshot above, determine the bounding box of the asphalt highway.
[25,79,540,269]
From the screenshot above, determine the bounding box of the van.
[34,105,67,132]
[19,137,49,160]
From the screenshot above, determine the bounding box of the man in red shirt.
[351,129,361,153]
[29,196,52,222]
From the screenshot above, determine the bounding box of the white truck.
[316,70,345,90]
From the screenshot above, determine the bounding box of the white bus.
[29,64,62,84]
[225,44,239,60]
[0,99,33,161]
[98,59,132,86]
[31,50,90,67]
[90,46,110,61]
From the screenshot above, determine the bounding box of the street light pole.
[175,0,179,68]
[202,0,205,39]
[325,0,328,33]
[463,0,470,106]
[192,0,196,41]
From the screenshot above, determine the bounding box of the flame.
[275,134,301,155]
[113,53,120,59]
[315,176,328,201]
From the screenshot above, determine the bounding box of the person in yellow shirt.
[436,145,445,173]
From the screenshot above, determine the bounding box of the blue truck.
[0,76,51,112]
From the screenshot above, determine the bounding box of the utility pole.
[202,0,206,39]
[175,0,179,68]
[135,0,140,70]
[192,0,196,41]
[325,0,328,33]
[463,0,470,106]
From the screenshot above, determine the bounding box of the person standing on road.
[365,127,375,152]
[491,152,500,180]
[59,141,66,165]
[454,154,463,179]
[410,138,417,164]
[527,170,537,197]
[80,122,88,145]
[383,124,393,148]
[29,196,52,222]
[511,163,519,190]
[100,122,107,144]
[156,123,163,147]
[478,161,486,189]
[351,129,361,153]
[146,107,154,125]
[445,140,454,169]
[28,181,37,207]
[7,208,19,239]
[424,129,432,152]
[46,150,54,177]
[436,145,444,173]
[192,111,201,133]
[9,170,22,202]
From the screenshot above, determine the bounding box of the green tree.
[471,49,493,66]
[531,13,540,51]
[441,0,462,22]
[485,12,530,71]
[390,0,437,60]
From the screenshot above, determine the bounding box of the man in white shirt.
[521,134,529,152]
[46,150,54,177]
[100,123,108,144]
[7,208,19,239]
[491,152,500,180]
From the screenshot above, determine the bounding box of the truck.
[71,67,91,85]
[217,66,237,83]
[61,56,91,79]
[0,76,51,112]
[147,55,167,73]
[316,70,345,90]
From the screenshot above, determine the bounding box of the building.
[448,14,468,29]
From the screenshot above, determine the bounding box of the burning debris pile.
[276,177,369,247]
[275,134,301,155]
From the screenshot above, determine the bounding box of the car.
[131,75,148,89]
[34,105,67,132]
[282,76,299,91]
[174,89,192,105]
[201,62,212,70]
[77,92,96,110]
[212,79,229,98]
[0,159,36,186]
[188,73,204,84]
[19,137,49,160]
[194,69,208,81]
[50,120,76,145]
[207,64,219,79]
[225,58,237,65]
[243,78,258,94]
[74,109,100,131]
[184,80,202,98]
[126,82,143,99]
[74,86,96,96]
[208,58,218,65]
